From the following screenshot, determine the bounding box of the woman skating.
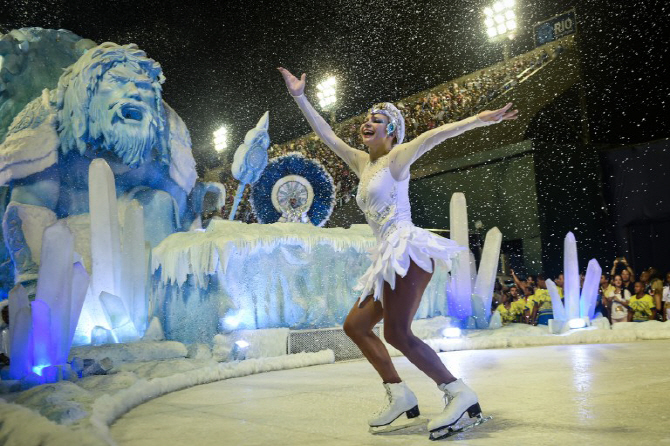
[279,67,517,438]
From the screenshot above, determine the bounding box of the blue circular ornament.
[250,153,336,226]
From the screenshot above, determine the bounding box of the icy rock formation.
[7,222,89,382]
[73,159,147,344]
[548,232,604,332]
[447,193,503,327]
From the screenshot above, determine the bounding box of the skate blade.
[370,417,428,435]
[429,414,492,441]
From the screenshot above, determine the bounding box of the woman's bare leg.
[383,260,456,385]
[343,295,401,383]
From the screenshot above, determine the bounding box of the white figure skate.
[368,382,425,434]
[427,379,492,440]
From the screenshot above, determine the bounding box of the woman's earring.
[386,123,395,137]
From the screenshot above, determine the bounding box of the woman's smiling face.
[360,113,390,145]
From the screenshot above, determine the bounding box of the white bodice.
[356,156,412,240]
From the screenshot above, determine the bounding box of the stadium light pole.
[316,76,338,124]
[483,0,518,61]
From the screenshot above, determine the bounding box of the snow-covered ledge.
[152,221,377,287]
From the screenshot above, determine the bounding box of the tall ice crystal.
[473,227,502,326]
[8,285,32,379]
[8,221,90,381]
[121,199,148,335]
[34,221,74,364]
[88,158,122,309]
[448,193,472,320]
[580,259,602,319]
[563,232,580,320]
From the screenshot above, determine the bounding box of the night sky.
[2,0,668,173]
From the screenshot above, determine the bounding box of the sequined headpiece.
[369,102,405,145]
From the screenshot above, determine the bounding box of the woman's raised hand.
[478,103,519,123]
[278,67,306,97]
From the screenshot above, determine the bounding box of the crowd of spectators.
[492,256,670,327]
[217,46,561,223]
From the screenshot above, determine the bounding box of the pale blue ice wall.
[154,235,452,344]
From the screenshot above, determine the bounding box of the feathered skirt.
[353,221,464,305]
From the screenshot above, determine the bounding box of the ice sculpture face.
[88,64,161,167]
[57,42,168,168]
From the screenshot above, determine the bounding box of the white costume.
[292,94,498,304]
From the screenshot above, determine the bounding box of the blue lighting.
[32,364,50,376]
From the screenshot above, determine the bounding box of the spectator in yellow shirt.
[495,293,521,325]
[508,286,527,323]
[625,281,656,322]
[527,274,553,326]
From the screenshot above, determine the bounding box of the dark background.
[2,0,668,174]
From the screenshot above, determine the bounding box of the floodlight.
[483,0,519,44]
[316,76,338,109]
[213,126,228,153]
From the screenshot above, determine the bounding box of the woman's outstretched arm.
[388,103,518,180]
[278,67,367,176]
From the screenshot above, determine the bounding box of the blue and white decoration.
[251,153,336,227]
[229,112,271,220]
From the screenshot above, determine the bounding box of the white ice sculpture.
[563,232,580,320]
[546,279,566,321]
[8,222,90,382]
[78,159,122,337]
[77,159,148,343]
[448,193,472,320]
[548,233,603,332]
[120,200,148,335]
[35,221,74,364]
[580,259,602,320]
[8,285,32,379]
[229,112,270,220]
[473,227,502,328]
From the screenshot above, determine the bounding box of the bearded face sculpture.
[57,42,169,168]
[87,64,160,166]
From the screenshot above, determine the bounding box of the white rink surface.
[111,341,670,446]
